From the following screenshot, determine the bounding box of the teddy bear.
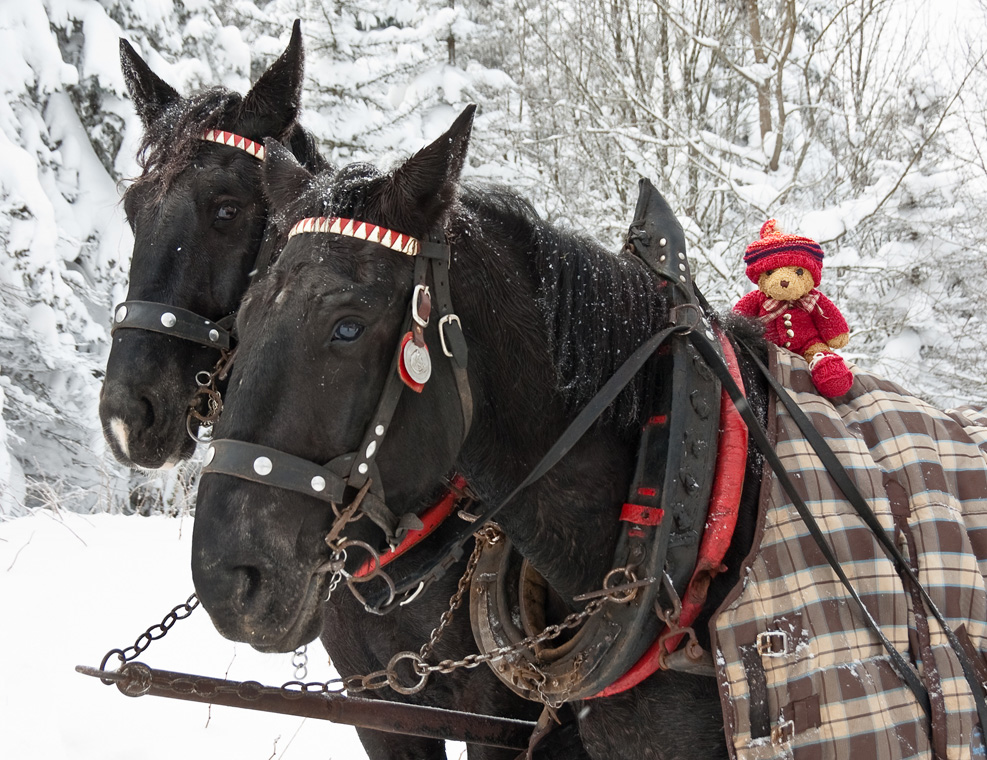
[733,219,854,398]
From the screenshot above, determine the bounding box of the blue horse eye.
[332,321,365,342]
[216,204,238,221]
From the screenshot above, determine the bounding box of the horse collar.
[469,178,746,702]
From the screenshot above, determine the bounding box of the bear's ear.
[262,138,314,213]
[120,39,182,128]
[238,20,304,140]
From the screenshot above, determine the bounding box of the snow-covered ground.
[0,510,467,759]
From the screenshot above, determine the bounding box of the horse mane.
[132,89,243,189]
[460,186,671,429]
[127,88,328,201]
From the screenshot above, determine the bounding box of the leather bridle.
[110,130,270,412]
[199,215,474,613]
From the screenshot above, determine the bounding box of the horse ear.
[262,138,313,211]
[385,104,477,228]
[238,20,304,139]
[119,39,181,128]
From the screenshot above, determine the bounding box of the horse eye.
[331,321,365,342]
[216,204,238,222]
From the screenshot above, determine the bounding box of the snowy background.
[0,510,431,759]
[1,0,987,756]
[2,0,986,515]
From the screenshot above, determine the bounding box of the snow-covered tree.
[2,0,986,514]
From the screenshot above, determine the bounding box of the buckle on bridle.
[439,314,462,358]
[412,284,431,327]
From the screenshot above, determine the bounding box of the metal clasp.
[669,302,702,333]
[771,719,794,745]
[438,314,461,358]
[756,630,789,657]
[412,285,431,327]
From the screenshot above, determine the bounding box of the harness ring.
[386,652,429,695]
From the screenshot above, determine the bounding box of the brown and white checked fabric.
[711,346,987,760]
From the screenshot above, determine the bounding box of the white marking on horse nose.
[109,418,130,458]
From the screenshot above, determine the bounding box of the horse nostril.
[138,395,155,427]
[780,280,789,289]
[232,565,263,611]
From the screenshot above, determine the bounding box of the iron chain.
[98,593,200,681]
[97,528,626,704]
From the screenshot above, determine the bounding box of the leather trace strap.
[111,301,233,350]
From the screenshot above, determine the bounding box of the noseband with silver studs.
[110,131,268,372]
[200,215,473,613]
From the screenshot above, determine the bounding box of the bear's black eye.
[796,267,804,276]
[331,321,365,342]
[765,269,774,276]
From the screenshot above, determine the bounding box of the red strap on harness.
[353,474,469,578]
[620,503,664,526]
[592,328,748,698]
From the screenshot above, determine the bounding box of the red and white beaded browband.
[201,129,266,161]
[287,216,421,257]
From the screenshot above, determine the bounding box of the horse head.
[191,106,477,650]
[100,21,315,469]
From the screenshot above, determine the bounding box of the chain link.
[287,525,620,703]
[292,645,309,681]
[188,348,235,427]
[98,593,200,682]
[97,528,628,706]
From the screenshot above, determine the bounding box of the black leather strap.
[360,321,688,610]
[111,300,232,350]
[202,438,347,503]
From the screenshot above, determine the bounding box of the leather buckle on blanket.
[756,631,789,657]
[771,719,795,745]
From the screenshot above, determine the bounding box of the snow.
[1,0,986,522]
[0,510,470,759]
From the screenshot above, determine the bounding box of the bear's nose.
[780,280,790,288]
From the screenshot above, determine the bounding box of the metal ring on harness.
[386,652,429,695]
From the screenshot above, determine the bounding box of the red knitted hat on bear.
[743,219,824,285]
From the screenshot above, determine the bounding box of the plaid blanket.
[711,347,987,760]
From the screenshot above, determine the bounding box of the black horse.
[99,21,324,469]
[191,106,775,759]
[103,40,579,760]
